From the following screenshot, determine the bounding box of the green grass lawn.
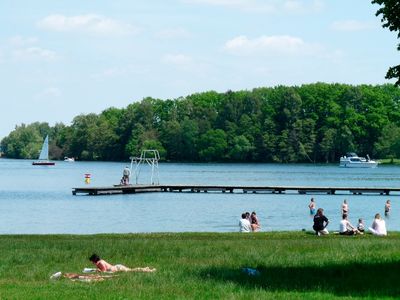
[0,232,399,299]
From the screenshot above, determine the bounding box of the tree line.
[2,83,400,163]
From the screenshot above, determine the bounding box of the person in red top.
[89,254,156,273]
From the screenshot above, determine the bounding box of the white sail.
[38,135,49,160]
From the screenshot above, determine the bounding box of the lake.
[0,158,398,234]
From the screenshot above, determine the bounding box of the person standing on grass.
[369,213,387,236]
[313,208,329,235]
[239,213,251,232]
[339,214,362,235]
[385,200,391,216]
[308,198,316,215]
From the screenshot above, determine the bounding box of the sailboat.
[32,135,55,166]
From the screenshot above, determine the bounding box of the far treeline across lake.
[2,83,400,163]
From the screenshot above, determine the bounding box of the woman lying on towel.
[89,253,156,273]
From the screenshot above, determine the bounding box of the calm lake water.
[0,158,398,234]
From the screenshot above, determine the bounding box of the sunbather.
[89,253,156,273]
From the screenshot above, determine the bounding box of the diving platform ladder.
[130,150,160,185]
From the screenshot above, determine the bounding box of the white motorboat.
[339,152,378,168]
[64,157,75,162]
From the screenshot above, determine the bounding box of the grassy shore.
[377,158,400,165]
[0,232,399,299]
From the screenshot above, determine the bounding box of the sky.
[0,0,398,139]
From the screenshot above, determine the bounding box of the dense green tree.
[197,129,227,161]
[1,123,50,159]
[228,135,253,161]
[2,83,400,163]
[372,0,400,85]
[375,123,400,158]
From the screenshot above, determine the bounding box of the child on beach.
[89,254,156,273]
[357,218,365,233]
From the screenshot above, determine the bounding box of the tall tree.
[372,0,400,85]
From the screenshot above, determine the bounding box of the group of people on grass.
[238,198,391,235]
[239,211,261,232]
[310,198,390,236]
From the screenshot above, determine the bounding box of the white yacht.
[339,152,378,168]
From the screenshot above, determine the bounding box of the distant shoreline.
[2,156,400,164]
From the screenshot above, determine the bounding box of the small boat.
[64,157,75,162]
[32,135,55,166]
[339,152,378,168]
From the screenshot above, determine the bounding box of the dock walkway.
[72,184,400,196]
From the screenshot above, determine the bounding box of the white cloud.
[162,54,193,66]
[37,14,139,36]
[13,46,57,61]
[284,0,324,14]
[156,28,191,39]
[182,0,324,13]
[224,35,321,56]
[330,20,375,32]
[161,53,212,75]
[35,87,62,99]
[182,0,276,13]
[3,36,58,63]
[9,36,39,47]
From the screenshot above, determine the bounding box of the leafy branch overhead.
[372,0,400,86]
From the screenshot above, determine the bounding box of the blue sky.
[0,0,398,138]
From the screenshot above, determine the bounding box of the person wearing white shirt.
[339,214,361,235]
[239,213,251,233]
[369,213,387,236]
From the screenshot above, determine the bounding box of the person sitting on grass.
[239,213,251,232]
[313,208,329,236]
[89,253,156,273]
[250,211,261,232]
[369,213,387,236]
[357,218,365,233]
[339,214,362,235]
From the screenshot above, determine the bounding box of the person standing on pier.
[313,208,329,236]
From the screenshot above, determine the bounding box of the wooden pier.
[72,184,400,196]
